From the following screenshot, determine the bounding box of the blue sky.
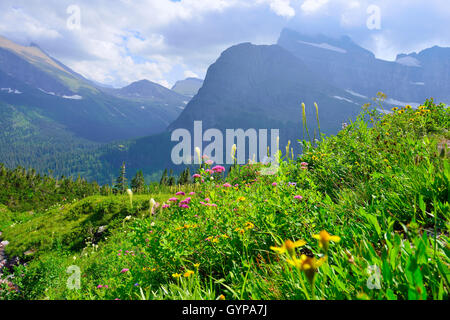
[1,0,449,88]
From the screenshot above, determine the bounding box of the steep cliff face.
[169,42,363,136]
[277,28,450,105]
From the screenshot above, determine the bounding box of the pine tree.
[185,167,191,185]
[114,162,127,194]
[131,170,145,194]
[160,169,168,186]
[168,169,175,186]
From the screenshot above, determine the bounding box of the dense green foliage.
[0,100,448,300]
[0,164,100,213]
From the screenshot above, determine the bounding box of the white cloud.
[0,0,449,89]
[301,0,329,14]
[269,0,296,18]
[184,70,199,79]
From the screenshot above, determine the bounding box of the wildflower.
[168,197,178,202]
[149,198,156,215]
[97,285,104,289]
[192,174,201,179]
[189,192,196,195]
[392,107,399,111]
[205,160,214,166]
[223,183,232,188]
[193,263,200,269]
[237,196,246,202]
[287,255,327,285]
[218,294,226,300]
[162,204,170,209]
[195,147,201,164]
[245,222,255,230]
[231,144,237,161]
[184,270,195,278]
[301,162,308,167]
[172,273,181,278]
[294,195,303,200]
[405,105,412,109]
[179,204,190,209]
[312,230,341,252]
[212,165,226,173]
[176,191,186,196]
[120,268,129,273]
[180,197,192,204]
[124,216,131,220]
[271,240,306,257]
[272,182,278,187]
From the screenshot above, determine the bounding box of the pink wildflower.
[212,165,226,173]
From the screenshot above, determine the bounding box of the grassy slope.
[0,99,449,300]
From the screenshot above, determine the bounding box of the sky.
[0,0,449,88]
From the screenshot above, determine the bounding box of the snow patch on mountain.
[346,90,367,99]
[333,96,355,104]
[38,88,56,95]
[62,95,83,100]
[1,88,22,94]
[396,56,421,67]
[297,40,347,54]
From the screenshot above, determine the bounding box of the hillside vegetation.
[0,99,448,300]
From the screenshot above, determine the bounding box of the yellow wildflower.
[287,254,327,285]
[184,270,195,278]
[270,239,307,257]
[172,273,181,278]
[245,222,255,230]
[392,107,399,111]
[312,230,341,252]
[193,263,200,269]
[218,294,226,300]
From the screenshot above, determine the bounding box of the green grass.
[0,99,449,300]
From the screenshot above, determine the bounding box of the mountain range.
[1,29,449,184]
[172,78,204,98]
